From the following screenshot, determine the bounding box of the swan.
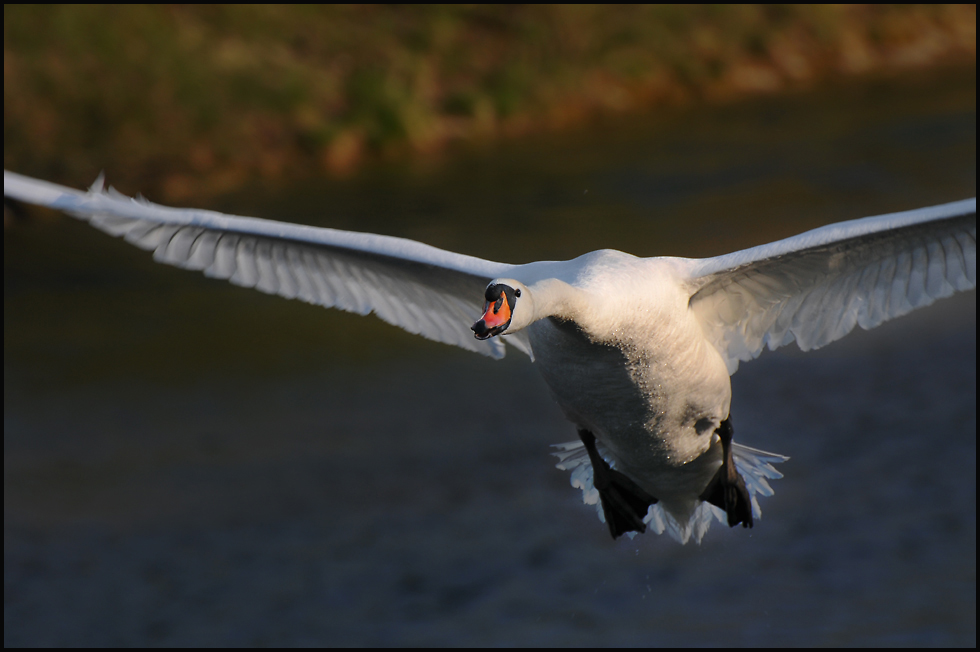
[4,169,975,543]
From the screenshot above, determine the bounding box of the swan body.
[5,170,976,543]
[518,257,735,518]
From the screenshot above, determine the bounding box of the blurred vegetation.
[4,5,976,201]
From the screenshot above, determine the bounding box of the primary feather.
[3,170,535,358]
[685,199,976,373]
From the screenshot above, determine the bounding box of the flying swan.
[4,170,976,543]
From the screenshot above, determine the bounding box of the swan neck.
[528,278,589,323]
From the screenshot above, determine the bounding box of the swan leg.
[699,417,753,528]
[578,429,658,539]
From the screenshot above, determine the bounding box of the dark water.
[4,67,976,646]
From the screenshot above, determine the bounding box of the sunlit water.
[4,67,976,645]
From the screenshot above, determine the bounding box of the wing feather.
[686,199,976,373]
[4,170,519,358]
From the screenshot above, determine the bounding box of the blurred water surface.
[4,67,976,646]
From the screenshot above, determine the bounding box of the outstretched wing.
[4,170,533,358]
[685,199,976,374]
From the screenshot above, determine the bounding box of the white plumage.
[4,170,975,543]
[686,199,976,373]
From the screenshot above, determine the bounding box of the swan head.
[471,279,530,340]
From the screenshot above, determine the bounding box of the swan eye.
[515,288,521,297]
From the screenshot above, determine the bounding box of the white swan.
[4,170,975,543]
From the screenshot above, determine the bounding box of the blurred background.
[5,5,976,200]
[4,5,976,646]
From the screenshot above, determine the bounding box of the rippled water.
[4,67,976,645]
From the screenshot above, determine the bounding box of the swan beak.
[472,296,512,340]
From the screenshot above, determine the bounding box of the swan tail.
[551,440,787,544]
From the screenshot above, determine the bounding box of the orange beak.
[472,294,512,340]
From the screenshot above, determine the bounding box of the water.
[4,67,976,645]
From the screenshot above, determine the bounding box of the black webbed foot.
[699,417,753,528]
[578,429,658,539]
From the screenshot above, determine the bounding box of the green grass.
[4,5,975,201]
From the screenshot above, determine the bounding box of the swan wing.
[4,170,532,358]
[685,199,976,374]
